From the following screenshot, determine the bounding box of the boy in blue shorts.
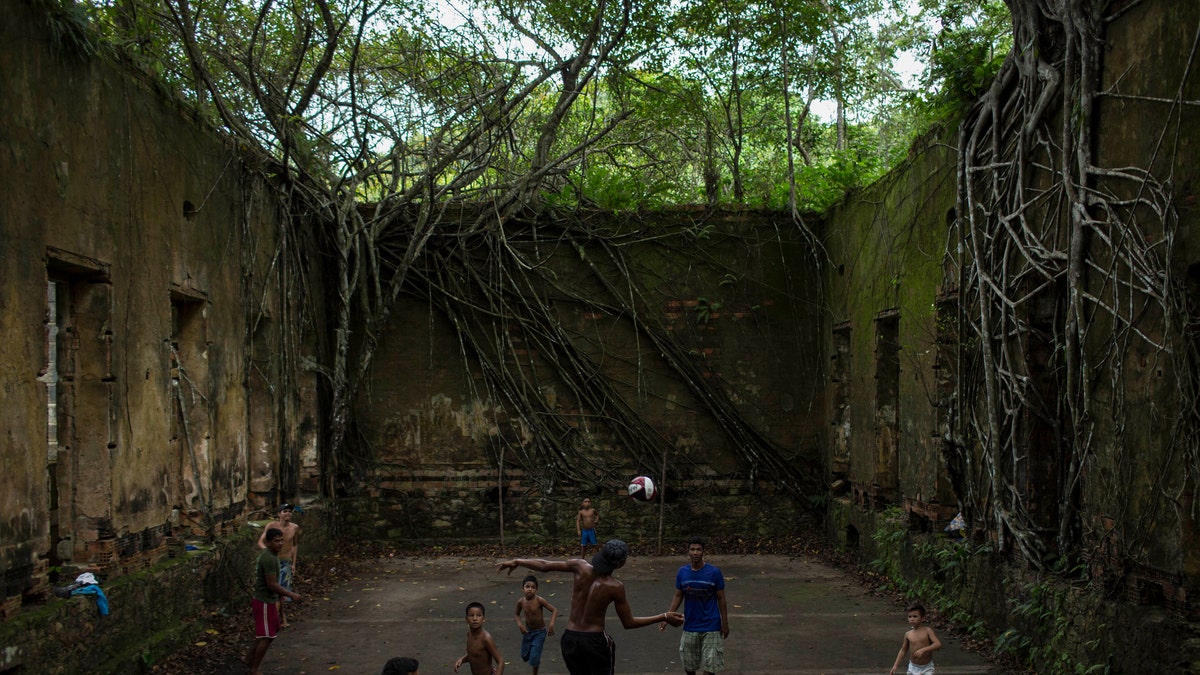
[514,574,558,675]
[576,498,598,557]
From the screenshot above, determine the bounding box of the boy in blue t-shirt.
[660,537,729,675]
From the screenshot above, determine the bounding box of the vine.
[947,0,1199,570]
[389,210,823,500]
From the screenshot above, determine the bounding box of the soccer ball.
[628,475,656,502]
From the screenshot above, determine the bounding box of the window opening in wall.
[41,280,65,532]
[875,311,900,501]
[831,322,852,479]
[1023,280,1064,538]
[169,293,207,439]
[169,288,211,524]
[44,249,112,568]
[932,294,963,508]
[933,296,959,433]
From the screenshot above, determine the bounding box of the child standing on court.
[246,527,302,675]
[576,497,598,558]
[889,602,942,675]
[513,574,558,675]
[454,602,505,675]
[256,503,301,627]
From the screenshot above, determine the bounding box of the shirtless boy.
[257,503,300,627]
[889,603,942,675]
[514,575,558,675]
[497,539,684,675]
[454,602,505,675]
[576,498,598,558]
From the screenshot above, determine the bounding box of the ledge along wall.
[821,1,1200,671]
[0,2,322,671]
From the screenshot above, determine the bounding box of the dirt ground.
[154,547,1017,675]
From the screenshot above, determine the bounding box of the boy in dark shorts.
[246,527,301,674]
[497,539,684,675]
[514,574,559,675]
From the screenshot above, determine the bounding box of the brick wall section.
[340,466,800,547]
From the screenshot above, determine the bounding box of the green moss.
[99,622,205,674]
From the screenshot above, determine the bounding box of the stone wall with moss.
[820,128,960,518]
[349,211,826,543]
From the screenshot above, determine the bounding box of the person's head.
[591,539,629,576]
[278,503,294,522]
[465,602,486,630]
[906,602,927,628]
[522,575,539,599]
[581,498,592,509]
[686,536,706,566]
[381,656,420,675]
[264,528,284,553]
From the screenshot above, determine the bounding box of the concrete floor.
[254,553,1012,675]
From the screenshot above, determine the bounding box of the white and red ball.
[628,475,656,502]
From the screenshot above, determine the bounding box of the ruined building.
[2,0,1199,672]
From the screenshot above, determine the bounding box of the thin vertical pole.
[657,448,668,555]
[498,446,505,552]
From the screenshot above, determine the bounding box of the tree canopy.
[71,0,1011,212]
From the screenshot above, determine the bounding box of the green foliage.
[995,566,1108,674]
[68,0,1009,211]
[868,506,909,577]
[35,0,99,57]
[905,0,1012,117]
[693,297,722,323]
[869,507,992,640]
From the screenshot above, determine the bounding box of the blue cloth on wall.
[70,584,110,616]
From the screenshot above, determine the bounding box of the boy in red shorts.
[246,527,302,674]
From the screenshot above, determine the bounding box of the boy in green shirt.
[246,527,302,674]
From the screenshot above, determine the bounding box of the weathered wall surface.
[0,0,314,626]
[349,212,825,543]
[1088,0,1200,589]
[821,131,960,519]
[823,1,1200,671]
